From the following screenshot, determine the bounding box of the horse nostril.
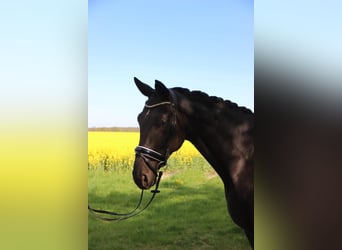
[142,175,149,189]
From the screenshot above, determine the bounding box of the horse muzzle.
[132,157,156,189]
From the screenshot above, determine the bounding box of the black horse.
[132,77,254,248]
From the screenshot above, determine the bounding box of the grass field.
[88,132,250,249]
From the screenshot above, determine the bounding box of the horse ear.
[134,77,154,97]
[155,80,169,97]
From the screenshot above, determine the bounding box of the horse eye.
[158,116,169,127]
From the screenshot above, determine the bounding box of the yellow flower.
[88,132,206,171]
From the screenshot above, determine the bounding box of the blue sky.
[88,0,254,127]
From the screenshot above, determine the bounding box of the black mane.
[172,87,253,116]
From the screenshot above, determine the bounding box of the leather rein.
[88,99,176,222]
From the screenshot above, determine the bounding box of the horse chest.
[225,184,253,231]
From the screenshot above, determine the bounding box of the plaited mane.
[172,87,253,116]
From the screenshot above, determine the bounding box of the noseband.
[135,146,167,177]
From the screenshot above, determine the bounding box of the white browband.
[144,102,172,108]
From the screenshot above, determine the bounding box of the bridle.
[135,98,177,183]
[88,92,177,222]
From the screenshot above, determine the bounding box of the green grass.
[88,168,250,250]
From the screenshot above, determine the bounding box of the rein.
[88,145,167,222]
[88,146,166,222]
[87,171,163,222]
[88,98,176,222]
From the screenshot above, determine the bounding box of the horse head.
[132,77,185,189]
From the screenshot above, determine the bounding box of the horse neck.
[178,97,252,183]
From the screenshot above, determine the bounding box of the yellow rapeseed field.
[88,131,207,171]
